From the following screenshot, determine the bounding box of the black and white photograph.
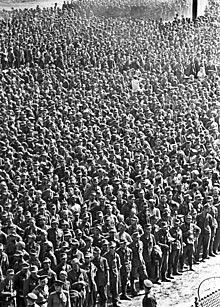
[0,0,219,306]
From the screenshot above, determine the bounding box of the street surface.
[121,255,220,307]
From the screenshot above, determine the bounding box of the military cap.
[39,275,48,281]
[27,293,38,301]
[14,250,24,257]
[185,214,192,220]
[109,241,117,248]
[132,231,140,238]
[22,262,30,268]
[51,218,59,224]
[119,238,127,244]
[59,271,67,277]
[43,257,51,263]
[28,234,36,240]
[71,239,79,246]
[6,269,15,275]
[173,218,181,225]
[102,239,109,245]
[93,247,101,253]
[54,280,64,287]
[30,265,38,273]
[109,227,116,233]
[160,221,168,227]
[143,279,153,288]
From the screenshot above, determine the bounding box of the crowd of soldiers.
[0,0,220,306]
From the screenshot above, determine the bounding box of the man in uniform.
[0,269,17,307]
[81,252,97,307]
[195,204,212,261]
[104,241,121,307]
[24,265,39,299]
[26,293,40,307]
[116,239,132,300]
[141,224,158,282]
[129,232,148,295]
[168,218,183,277]
[93,246,109,307]
[38,258,57,289]
[47,280,71,307]
[33,275,49,307]
[142,279,157,307]
[180,214,201,271]
[154,221,173,282]
[67,258,88,307]
[14,262,30,307]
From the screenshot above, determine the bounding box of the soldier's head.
[109,241,116,255]
[173,218,181,229]
[6,269,15,281]
[54,280,64,293]
[71,258,80,271]
[39,275,48,287]
[59,271,67,282]
[26,293,38,306]
[144,223,152,234]
[143,279,153,294]
[185,214,192,224]
[30,265,38,277]
[93,247,101,258]
[42,258,51,270]
[132,231,140,242]
[84,252,92,264]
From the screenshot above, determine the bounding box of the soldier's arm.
[193,224,201,238]
[47,294,53,307]
[104,258,110,285]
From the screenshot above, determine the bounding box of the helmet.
[143,279,153,288]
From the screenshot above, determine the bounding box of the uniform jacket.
[116,247,132,273]
[47,290,71,307]
[180,223,201,245]
[141,233,156,262]
[104,251,121,279]
[92,256,109,287]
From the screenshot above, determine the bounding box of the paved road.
[121,254,220,307]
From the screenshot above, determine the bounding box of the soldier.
[23,266,39,299]
[142,279,157,307]
[67,258,88,307]
[104,241,121,307]
[141,224,157,282]
[129,232,148,296]
[14,262,30,307]
[47,280,71,307]
[26,293,40,307]
[33,275,49,307]
[38,258,57,289]
[154,221,173,282]
[93,246,109,307]
[180,215,201,271]
[0,243,9,276]
[47,219,64,251]
[0,269,17,307]
[195,204,213,261]
[54,253,71,277]
[81,252,97,307]
[168,218,183,278]
[116,239,132,300]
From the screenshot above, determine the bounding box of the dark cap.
[39,275,48,281]
[27,293,38,301]
[54,280,64,287]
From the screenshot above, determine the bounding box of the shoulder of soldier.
[49,291,57,296]
[79,268,87,274]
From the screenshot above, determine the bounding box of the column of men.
[0,200,217,307]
